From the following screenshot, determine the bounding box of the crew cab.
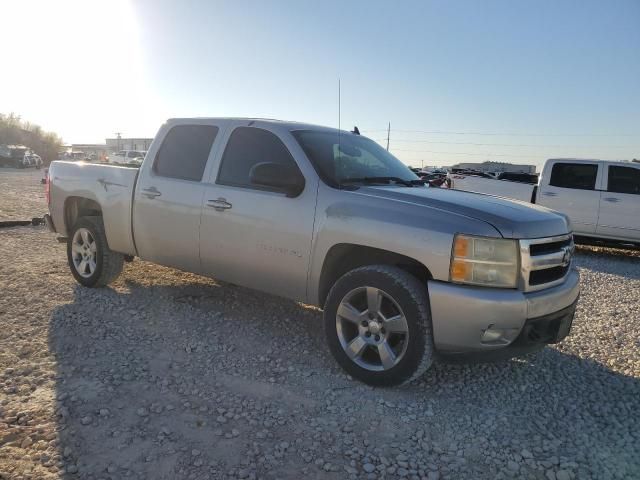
[44,118,580,386]
[448,159,640,245]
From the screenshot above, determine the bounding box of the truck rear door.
[132,122,225,273]
[536,160,602,235]
[199,121,318,302]
[596,163,640,241]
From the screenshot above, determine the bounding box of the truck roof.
[165,117,349,134]
[547,158,632,164]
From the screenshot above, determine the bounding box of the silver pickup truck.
[45,118,580,386]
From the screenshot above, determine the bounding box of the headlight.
[450,234,519,288]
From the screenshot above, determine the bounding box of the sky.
[1,0,639,169]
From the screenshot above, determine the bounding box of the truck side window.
[217,127,301,190]
[549,163,598,190]
[153,125,218,181]
[608,166,640,195]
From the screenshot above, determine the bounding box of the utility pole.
[386,122,390,151]
[114,132,122,152]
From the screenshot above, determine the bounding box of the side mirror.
[249,162,305,197]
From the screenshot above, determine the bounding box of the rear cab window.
[549,163,598,190]
[607,165,640,195]
[153,125,219,181]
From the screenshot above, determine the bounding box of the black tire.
[67,216,124,287]
[324,265,434,386]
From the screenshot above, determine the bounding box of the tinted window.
[217,127,300,189]
[549,163,598,190]
[608,166,640,195]
[154,125,218,181]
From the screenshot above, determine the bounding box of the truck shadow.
[47,276,639,478]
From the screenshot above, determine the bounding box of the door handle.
[207,198,232,211]
[603,197,620,203]
[542,191,557,197]
[142,186,162,198]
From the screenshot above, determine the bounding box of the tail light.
[44,169,51,204]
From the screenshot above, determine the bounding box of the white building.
[106,137,153,152]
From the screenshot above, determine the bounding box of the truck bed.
[448,173,536,202]
[48,161,139,255]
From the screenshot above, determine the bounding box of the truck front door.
[199,123,318,302]
[132,123,223,273]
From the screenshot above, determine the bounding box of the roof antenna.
[351,126,360,135]
[337,79,341,158]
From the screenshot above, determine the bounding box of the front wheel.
[67,216,124,287]
[324,265,434,386]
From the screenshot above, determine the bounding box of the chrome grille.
[519,234,574,292]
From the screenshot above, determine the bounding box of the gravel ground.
[1,171,639,480]
[0,168,47,221]
[0,225,638,480]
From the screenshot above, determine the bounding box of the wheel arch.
[64,196,103,232]
[317,243,433,307]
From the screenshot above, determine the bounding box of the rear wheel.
[324,265,434,386]
[67,216,124,287]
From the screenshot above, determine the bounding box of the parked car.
[0,144,29,168]
[44,118,579,386]
[23,153,43,169]
[59,151,88,162]
[109,150,146,166]
[448,159,640,245]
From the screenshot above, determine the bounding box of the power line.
[371,138,639,149]
[388,147,547,158]
[362,128,639,137]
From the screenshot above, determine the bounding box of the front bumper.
[428,268,580,354]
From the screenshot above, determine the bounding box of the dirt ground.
[0,169,638,480]
[0,168,47,221]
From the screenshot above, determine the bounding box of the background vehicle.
[23,153,43,169]
[109,150,146,166]
[45,118,579,386]
[58,151,88,162]
[448,158,640,245]
[0,144,29,168]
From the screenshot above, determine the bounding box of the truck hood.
[356,186,570,239]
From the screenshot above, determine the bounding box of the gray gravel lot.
[0,170,638,480]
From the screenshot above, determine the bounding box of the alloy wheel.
[71,228,97,278]
[335,286,410,371]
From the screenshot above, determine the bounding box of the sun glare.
[0,0,155,142]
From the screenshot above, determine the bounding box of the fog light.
[481,326,520,345]
[481,326,504,343]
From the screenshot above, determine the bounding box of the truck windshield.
[292,130,419,188]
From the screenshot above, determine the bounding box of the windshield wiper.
[338,176,426,188]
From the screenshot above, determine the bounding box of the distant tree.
[0,112,63,165]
